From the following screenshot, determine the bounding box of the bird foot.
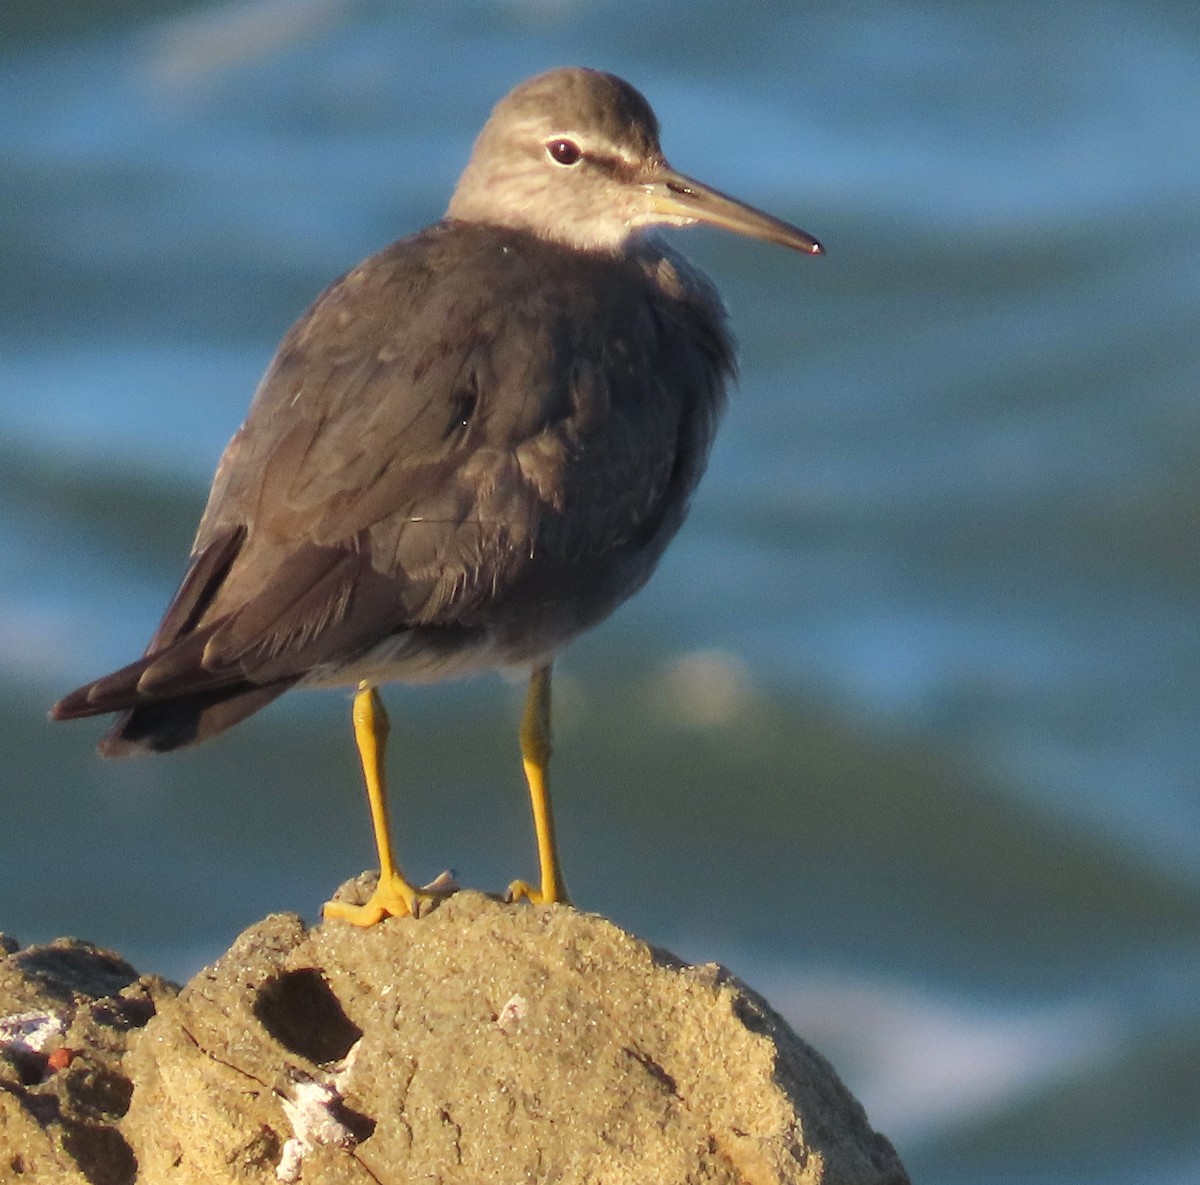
[323,869,458,926]
[504,877,571,907]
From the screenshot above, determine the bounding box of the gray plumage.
[52,66,819,756]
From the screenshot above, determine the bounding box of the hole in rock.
[65,1064,134,1118]
[254,968,362,1065]
[62,1122,136,1185]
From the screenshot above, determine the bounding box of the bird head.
[446,67,823,258]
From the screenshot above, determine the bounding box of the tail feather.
[50,660,148,721]
[50,628,298,755]
[50,524,304,754]
[50,622,237,722]
[97,680,296,756]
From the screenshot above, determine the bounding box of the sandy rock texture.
[0,932,173,1184]
[3,890,909,1184]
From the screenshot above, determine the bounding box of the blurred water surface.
[2,2,1198,1182]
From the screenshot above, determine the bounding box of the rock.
[124,888,908,1184]
[0,935,174,1185]
[3,892,909,1184]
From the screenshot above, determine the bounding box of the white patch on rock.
[495,993,528,1033]
[0,1010,65,1054]
[275,1044,362,1182]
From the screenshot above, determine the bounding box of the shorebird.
[52,67,822,924]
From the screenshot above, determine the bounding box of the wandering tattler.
[52,67,822,924]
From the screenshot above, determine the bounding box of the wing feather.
[53,221,735,753]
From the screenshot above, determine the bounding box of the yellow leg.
[323,683,449,925]
[507,664,571,906]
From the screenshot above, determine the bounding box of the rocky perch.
[1,888,909,1184]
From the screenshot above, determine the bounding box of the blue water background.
[2,2,1198,1182]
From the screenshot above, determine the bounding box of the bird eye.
[546,138,582,166]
